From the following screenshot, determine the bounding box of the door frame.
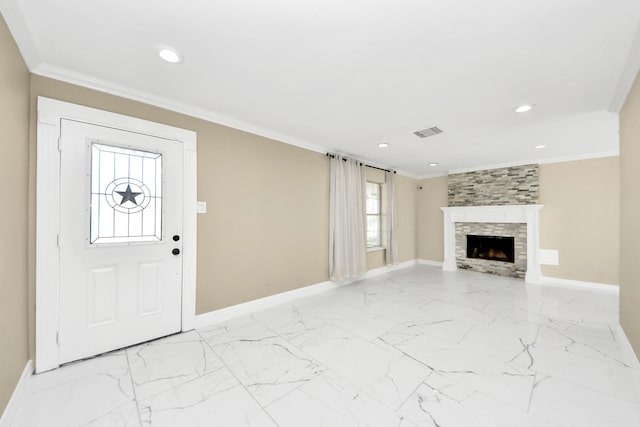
[35,97,198,373]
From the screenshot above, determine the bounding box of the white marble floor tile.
[200,317,325,406]
[416,299,497,327]
[127,330,225,400]
[12,265,640,426]
[536,319,629,367]
[513,341,640,402]
[84,401,141,427]
[251,304,330,342]
[138,367,276,427]
[397,371,547,427]
[528,375,640,426]
[305,301,401,341]
[417,348,535,411]
[292,322,432,410]
[266,371,405,427]
[13,352,136,427]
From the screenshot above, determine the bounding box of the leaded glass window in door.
[90,143,162,244]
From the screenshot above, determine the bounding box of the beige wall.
[396,175,418,263]
[417,176,448,262]
[539,157,620,285]
[26,78,420,361]
[28,76,331,320]
[0,16,30,413]
[620,71,640,357]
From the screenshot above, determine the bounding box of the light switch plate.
[197,201,207,214]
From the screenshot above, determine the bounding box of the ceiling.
[2,0,640,177]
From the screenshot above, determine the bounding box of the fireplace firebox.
[466,235,515,263]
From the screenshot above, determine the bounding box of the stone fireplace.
[442,164,542,282]
[441,204,543,282]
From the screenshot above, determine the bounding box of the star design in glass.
[115,184,142,206]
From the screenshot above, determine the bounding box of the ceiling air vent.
[414,126,443,139]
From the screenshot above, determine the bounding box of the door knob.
[172,248,180,255]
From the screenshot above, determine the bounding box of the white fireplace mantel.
[441,205,543,283]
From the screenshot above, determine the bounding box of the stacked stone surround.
[448,164,539,206]
[449,164,539,278]
[455,222,527,279]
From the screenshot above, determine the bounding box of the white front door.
[58,119,184,364]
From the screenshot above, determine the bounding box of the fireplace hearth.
[466,235,515,263]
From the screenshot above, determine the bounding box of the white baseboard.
[0,360,32,427]
[417,259,444,268]
[357,259,418,281]
[615,324,640,391]
[538,276,619,294]
[195,280,341,328]
[195,260,418,328]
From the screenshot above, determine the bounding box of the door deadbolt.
[173,235,180,241]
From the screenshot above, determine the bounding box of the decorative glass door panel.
[90,143,162,244]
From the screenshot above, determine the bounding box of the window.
[90,143,163,244]
[366,182,381,247]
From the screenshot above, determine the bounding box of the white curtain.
[329,155,367,280]
[385,171,399,265]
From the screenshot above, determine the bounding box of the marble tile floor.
[10,265,640,426]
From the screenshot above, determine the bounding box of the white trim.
[441,205,543,283]
[415,153,621,184]
[416,171,449,180]
[33,63,329,156]
[418,259,444,268]
[195,260,418,328]
[536,276,619,294]
[0,0,39,69]
[35,97,197,373]
[446,152,620,176]
[195,281,341,328]
[0,360,32,427]
[448,160,544,175]
[29,66,430,179]
[358,259,418,280]
[609,24,640,112]
[1,0,625,178]
[367,246,385,253]
[181,137,198,331]
[537,151,620,165]
[614,324,640,393]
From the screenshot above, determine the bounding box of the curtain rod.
[326,153,396,174]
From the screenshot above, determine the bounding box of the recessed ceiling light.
[514,104,534,113]
[429,162,438,167]
[157,47,183,64]
[377,143,389,148]
[535,145,546,149]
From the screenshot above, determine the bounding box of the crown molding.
[415,171,448,180]
[445,150,619,175]
[32,63,334,155]
[609,23,640,112]
[536,151,619,165]
[0,0,39,69]
[2,0,624,178]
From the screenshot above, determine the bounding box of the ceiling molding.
[0,0,39,69]
[609,23,640,112]
[32,63,334,156]
[415,171,449,180]
[447,150,620,175]
[32,63,414,178]
[536,150,619,166]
